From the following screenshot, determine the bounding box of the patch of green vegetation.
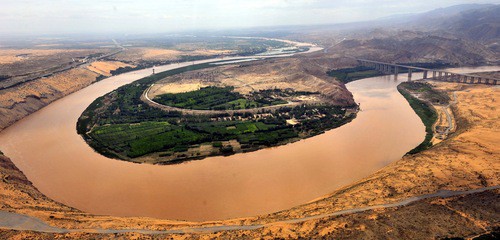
[212,141,223,148]
[154,86,292,110]
[154,86,242,110]
[89,122,207,158]
[327,66,383,83]
[399,81,450,105]
[188,121,276,136]
[77,63,215,135]
[78,62,357,163]
[398,83,438,154]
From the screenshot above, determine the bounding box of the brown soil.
[111,48,230,64]
[0,49,96,65]
[86,61,134,77]
[0,188,497,239]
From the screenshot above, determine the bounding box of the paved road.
[442,91,457,136]
[1,186,498,234]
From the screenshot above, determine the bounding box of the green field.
[89,122,207,157]
[188,121,275,135]
[327,66,383,83]
[88,119,294,158]
[397,83,438,154]
[398,81,450,105]
[78,63,357,163]
[154,86,289,110]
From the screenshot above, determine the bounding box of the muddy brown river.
[0,60,496,221]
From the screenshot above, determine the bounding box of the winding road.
[1,186,498,234]
[142,83,303,115]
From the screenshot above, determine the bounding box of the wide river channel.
[0,52,496,221]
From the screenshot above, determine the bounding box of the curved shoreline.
[0,57,496,222]
[0,64,498,238]
[1,186,498,234]
[0,68,426,221]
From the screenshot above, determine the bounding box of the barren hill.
[327,34,497,65]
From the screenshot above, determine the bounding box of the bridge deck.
[356,59,500,83]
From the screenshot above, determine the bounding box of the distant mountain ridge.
[409,4,500,42]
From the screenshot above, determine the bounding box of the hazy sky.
[1,0,498,35]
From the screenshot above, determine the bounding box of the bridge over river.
[357,59,500,85]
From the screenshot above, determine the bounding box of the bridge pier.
[394,66,399,76]
[408,69,412,79]
[463,76,469,83]
[438,72,443,80]
[423,71,428,79]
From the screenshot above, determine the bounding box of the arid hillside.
[287,4,499,67]
[0,58,137,131]
[110,48,230,64]
[320,34,498,66]
[0,68,101,130]
[86,61,135,77]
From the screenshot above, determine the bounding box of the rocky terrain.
[290,4,499,67]
[326,34,497,66]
